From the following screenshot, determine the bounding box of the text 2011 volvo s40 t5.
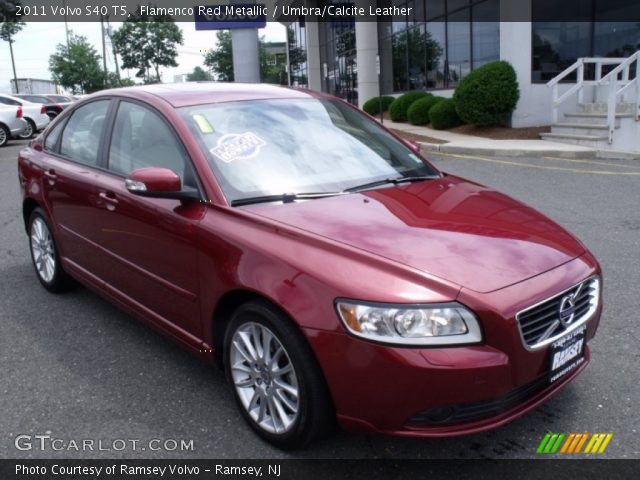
[18,84,602,447]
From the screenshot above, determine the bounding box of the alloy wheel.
[18,121,34,139]
[230,322,300,434]
[30,217,56,283]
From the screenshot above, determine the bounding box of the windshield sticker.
[210,132,266,163]
[193,114,214,134]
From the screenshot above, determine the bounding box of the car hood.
[244,176,586,293]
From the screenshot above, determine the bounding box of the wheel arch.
[22,197,41,232]
[210,289,330,385]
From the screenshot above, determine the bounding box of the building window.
[379,0,499,94]
[320,19,358,104]
[288,19,308,87]
[532,0,640,83]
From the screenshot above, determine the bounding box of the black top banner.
[1,459,639,480]
[1,0,640,23]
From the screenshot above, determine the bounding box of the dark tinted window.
[20,95,48,104]
[108,101,196,187]
[0,96,21,106]
[60,100,110,166]
[49,95,72,103]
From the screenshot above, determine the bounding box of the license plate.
[549,325,586,383]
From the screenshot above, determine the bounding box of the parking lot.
[1,138,638,459]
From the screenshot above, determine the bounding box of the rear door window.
[59,100,110,166]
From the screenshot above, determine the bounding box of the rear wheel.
[0,124,9,147]
[17,119,35,139]
[224,301,334,448]
[28,208,74,292]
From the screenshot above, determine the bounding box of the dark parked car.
[14,94,72,119]
[17,84,602,447]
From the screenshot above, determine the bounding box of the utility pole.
[63,0,70,48]
[105,17,121,85]
[100,14,108,86]
[9,36,19,93]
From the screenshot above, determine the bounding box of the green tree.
[186,66,212,81]
[104,72,136,88]
[48,34,106,93]
[0,0,25,93]
[112,9,183,83]
[204,30,234,81]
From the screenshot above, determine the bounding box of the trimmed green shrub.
[453,60,520,126]
[429,98,463,130]
[407,96,446,125]
[388,91,430,122]
[362,96,395,116]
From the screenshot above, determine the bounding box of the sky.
[0,21,286,93]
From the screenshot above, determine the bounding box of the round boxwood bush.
[388,91,430,122]
[362,96,395,116]
[429,98,464,130]
[407,96,446,125]
[453,60,520,126]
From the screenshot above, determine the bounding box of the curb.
[596,149,640,161]
[417,142,598,159]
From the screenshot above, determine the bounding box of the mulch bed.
[449,124,551,140]
[389,129,448,145]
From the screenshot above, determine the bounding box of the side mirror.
[125,167,198,200]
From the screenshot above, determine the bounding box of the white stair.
[543,53,640,154]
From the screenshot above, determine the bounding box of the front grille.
[407,375,549,426]
[516,276,600,350]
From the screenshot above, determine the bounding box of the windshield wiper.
[231,192,346,207]
[343,175,441,193]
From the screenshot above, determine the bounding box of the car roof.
[94,82,325,108]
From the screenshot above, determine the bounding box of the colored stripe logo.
[537,433,612,454]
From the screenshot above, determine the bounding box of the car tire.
[28,208,74,293]
[224,300,334,448]
[0,124,9,147]
[17,119,35,139]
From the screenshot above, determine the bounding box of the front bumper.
[304,254,601,437]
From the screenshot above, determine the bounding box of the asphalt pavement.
[1,139,638,459]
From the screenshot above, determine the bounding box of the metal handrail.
[546,52,640,143]
[597,51,640,143]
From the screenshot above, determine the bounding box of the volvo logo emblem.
[558,294,577,327]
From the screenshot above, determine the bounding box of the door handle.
[44,169,56,185]
[98,191,119,210]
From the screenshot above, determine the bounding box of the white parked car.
[0,105,28,147]
[0,93,50,139]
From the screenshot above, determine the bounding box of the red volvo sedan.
[17,84,602,448]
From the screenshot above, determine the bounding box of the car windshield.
[180,98,439,204]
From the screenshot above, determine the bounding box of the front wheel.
[224,301,334,448]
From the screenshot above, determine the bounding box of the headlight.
[336,301,482,346]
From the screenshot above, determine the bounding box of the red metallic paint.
[17,84,602,437]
